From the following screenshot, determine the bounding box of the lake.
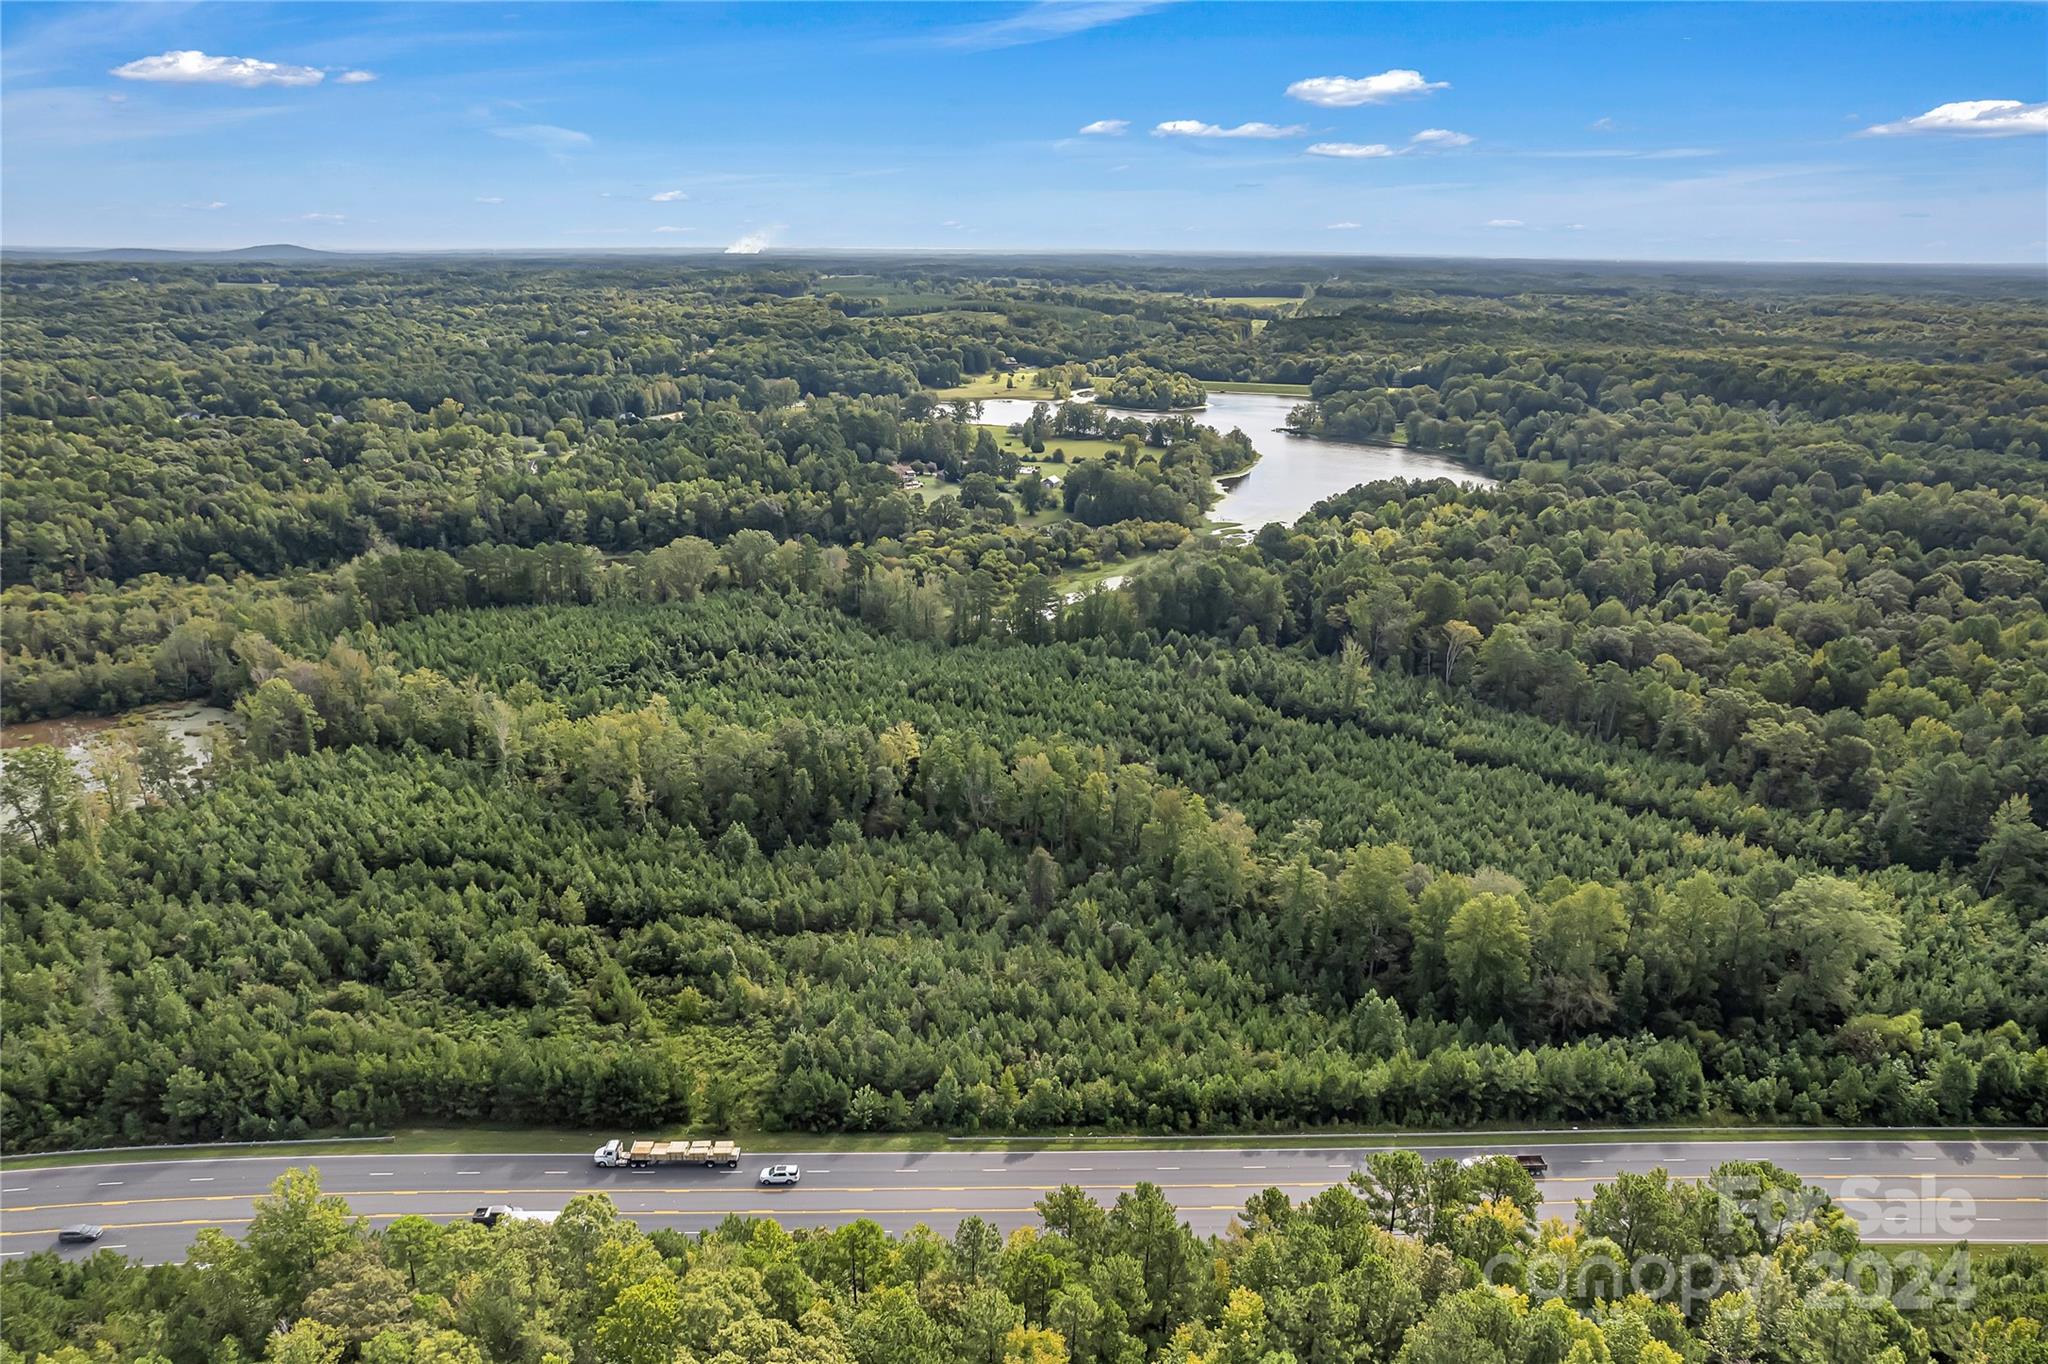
[967,390,1494,530]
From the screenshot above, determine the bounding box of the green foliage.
[6,1162,2036,1364]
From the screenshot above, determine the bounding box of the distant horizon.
[7,241,2046,273]
[4,2,2043,264]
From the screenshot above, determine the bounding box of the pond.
[1,703,238,785]
[967,390,1494,530]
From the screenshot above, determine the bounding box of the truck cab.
[593,1139,626,1167]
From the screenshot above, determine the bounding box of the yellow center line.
[3,1170,2041,1218]
[6,1191,2043,1240]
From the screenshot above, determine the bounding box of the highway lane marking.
[97,1182,123,1187]
[190,1177,213,1182]
[2,1187,26,1193]
[457,1170,482,1176]
[6,1170,2043,1217]
[8,1179,2039,1228]
[370,1172,394,1177]
[544,1171,569,1176]
[10,1196,2048,1242]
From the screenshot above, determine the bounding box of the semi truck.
[593,1138,742,1169]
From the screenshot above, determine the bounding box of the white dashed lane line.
[97,1182,123,1187]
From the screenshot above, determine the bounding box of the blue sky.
[4,1,2044,263]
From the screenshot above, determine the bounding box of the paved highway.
[3,1138,2041,1265]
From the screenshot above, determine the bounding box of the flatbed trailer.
[595,1137,743,1169]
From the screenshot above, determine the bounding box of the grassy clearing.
[1194,296,1302,311]
[981,424,1130,465]
[1207,380,1313,398]
[934,372,1103,402]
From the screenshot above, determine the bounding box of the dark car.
[58,1225,104,1244]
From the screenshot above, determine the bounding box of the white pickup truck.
[471,1205,558,1228]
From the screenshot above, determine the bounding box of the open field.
[1207,379,1313,397]
[934,371,1103,401]
[980,423,1132,464]
[1194,295,1303,311]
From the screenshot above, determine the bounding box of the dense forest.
[3,257,2044,1154]
[8,1160,2043,1364]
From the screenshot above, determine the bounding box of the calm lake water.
[970,390,1493,530]
[0,703,237,784]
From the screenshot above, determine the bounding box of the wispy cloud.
[1589,116,1618,132]
[2,86,293,146]
[1485,218,1524,229]
[335,70,378,85]
[475,196,505,205]
[1306,142,1396,159]
[649,189,688,202]
[1078,119,1129,136]
[112,50,325,88]
[653,225,689,234]
[1864,99,2048,137]
[1326,221,1361,230]
[491,123,592,152]
[295,212,346,223]
[934,2,1166,52]
[1308,130,1471,161]
[1155,119,1306,139]
[1287,70,1446,107]
[183,200,228,210]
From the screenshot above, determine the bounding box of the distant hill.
[4,243,348,262]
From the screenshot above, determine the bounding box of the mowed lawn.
[980,424,1132,464]
[934,371,1105,401]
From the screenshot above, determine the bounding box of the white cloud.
[1589,116,1618,132]
[474,196,505,205]
[725,229,775,254]
[1410,128,1473,148]
[1305,141,1396,159]
[649,189,688,202]
[1325,221,1361,229]
[1078,119,1129,136]
[111,49,325,88]
[335,70,377,84]
[936,2,1164,52]
[1485,218,1524,228]
[1865,99,2048,137]
[1154,119,1307,139]
[296,212,345,222]
[1286,70,1447,107]
[183,200,228,210]
[652,225,688,234]
[491,123,592,152]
